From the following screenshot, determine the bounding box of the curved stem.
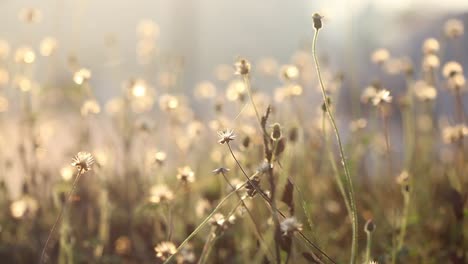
[313,29,358,264]
[40,169,84,264]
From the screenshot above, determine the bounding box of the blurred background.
[0,0,467,101]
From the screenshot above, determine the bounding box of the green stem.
[313,29,358,264]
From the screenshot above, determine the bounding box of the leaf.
[281,178,295,215]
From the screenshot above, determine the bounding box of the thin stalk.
[220,171,275,260]
[397,190,410,251]
[40,168,84,264]
[313,28,358,264]
[322,111,352,218]
[226,142,281,264]
[227,142,337,264]
[162,179,252,264]
[364,231,372,264]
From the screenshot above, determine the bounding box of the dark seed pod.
[271,123,282,141]
[312,13,323,30]
[364,218,376,233]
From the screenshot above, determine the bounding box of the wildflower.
[422,54,440,70]
[280,217,303,236]
[176,243,196,264]
[210,213,236,234]
[270,123,282,141]
[245,176,261,197]
[371,89,392,106]
[137,19,160,39]
[212,167,230,175]
[71,152,94,172]
[40,37,58,57]
[312,13,323,30]
[448,74,466,91]
[234,58,251,75]
[226,80,246,101]
[349,118,368,132]
[442,61,463,78]
[18,7,42,24]
[279,64,300,82]
[413,81,437,101]
[81,99,101,116]
[159,94,179,111]
[371,48,390,65]
[396,170,410,185]
[364,219,376,234]
[149,184,174,204]
[155,241,177,261]
[10,195,39,219]
[60,166,74,181]
[153,151,167,165]
[361,85,378,104]
[73,68,92,85]
[14,46,35,64]
[115,236,131,255]
[422,38,439,55]
[256,161,272,174]
[177,166,195,184]
[196,199,212,218]
[194,81,216,99]
[444,19,464,38]
[442,124,468,144]
[217,129,236,144]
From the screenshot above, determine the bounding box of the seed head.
[217,129,236,144]
[443,61,463,78]
[371,89,392,106]
[176,166,195,184]
[364,219,376,233]
[212,167,230,175]
[422,38,440,55]
[444,19,464,39]
[234,58,251,76]
[71,152,94,172]
[312,13,323,30]
[270,123,282,141]
[280,217,303,236]
[154,241,177,261]
[149,184,174,204]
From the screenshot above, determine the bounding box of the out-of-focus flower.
[194,81,216,99]
[81,99,101,116]
[155,241,176,261]
[280,217,303,236]
[149,184,174,204]
[15,46,36,64]
[73,68,92,85]
[442,124,468,144]
[71,152,94,172]
[159,94,179,111]
[226,80,246,101]
[18,7,42,24]
[422,54,440,71]
[279,64,300,82]
[137,19,160,39]
[361,85,378,104]
[444,19,464,39]
[256,57,278,76]
[413,81,437,101]
[371,48,390,65]
[349,118,367,132]
[10,195,39,219]
[422,38,440,55]
[40,37,58,57]
[60,165,74,181]
[177,166,195,184]
[372,89,392,106]
[442,61,463,78]
[234,58,251,76]
[115,236,131,255]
